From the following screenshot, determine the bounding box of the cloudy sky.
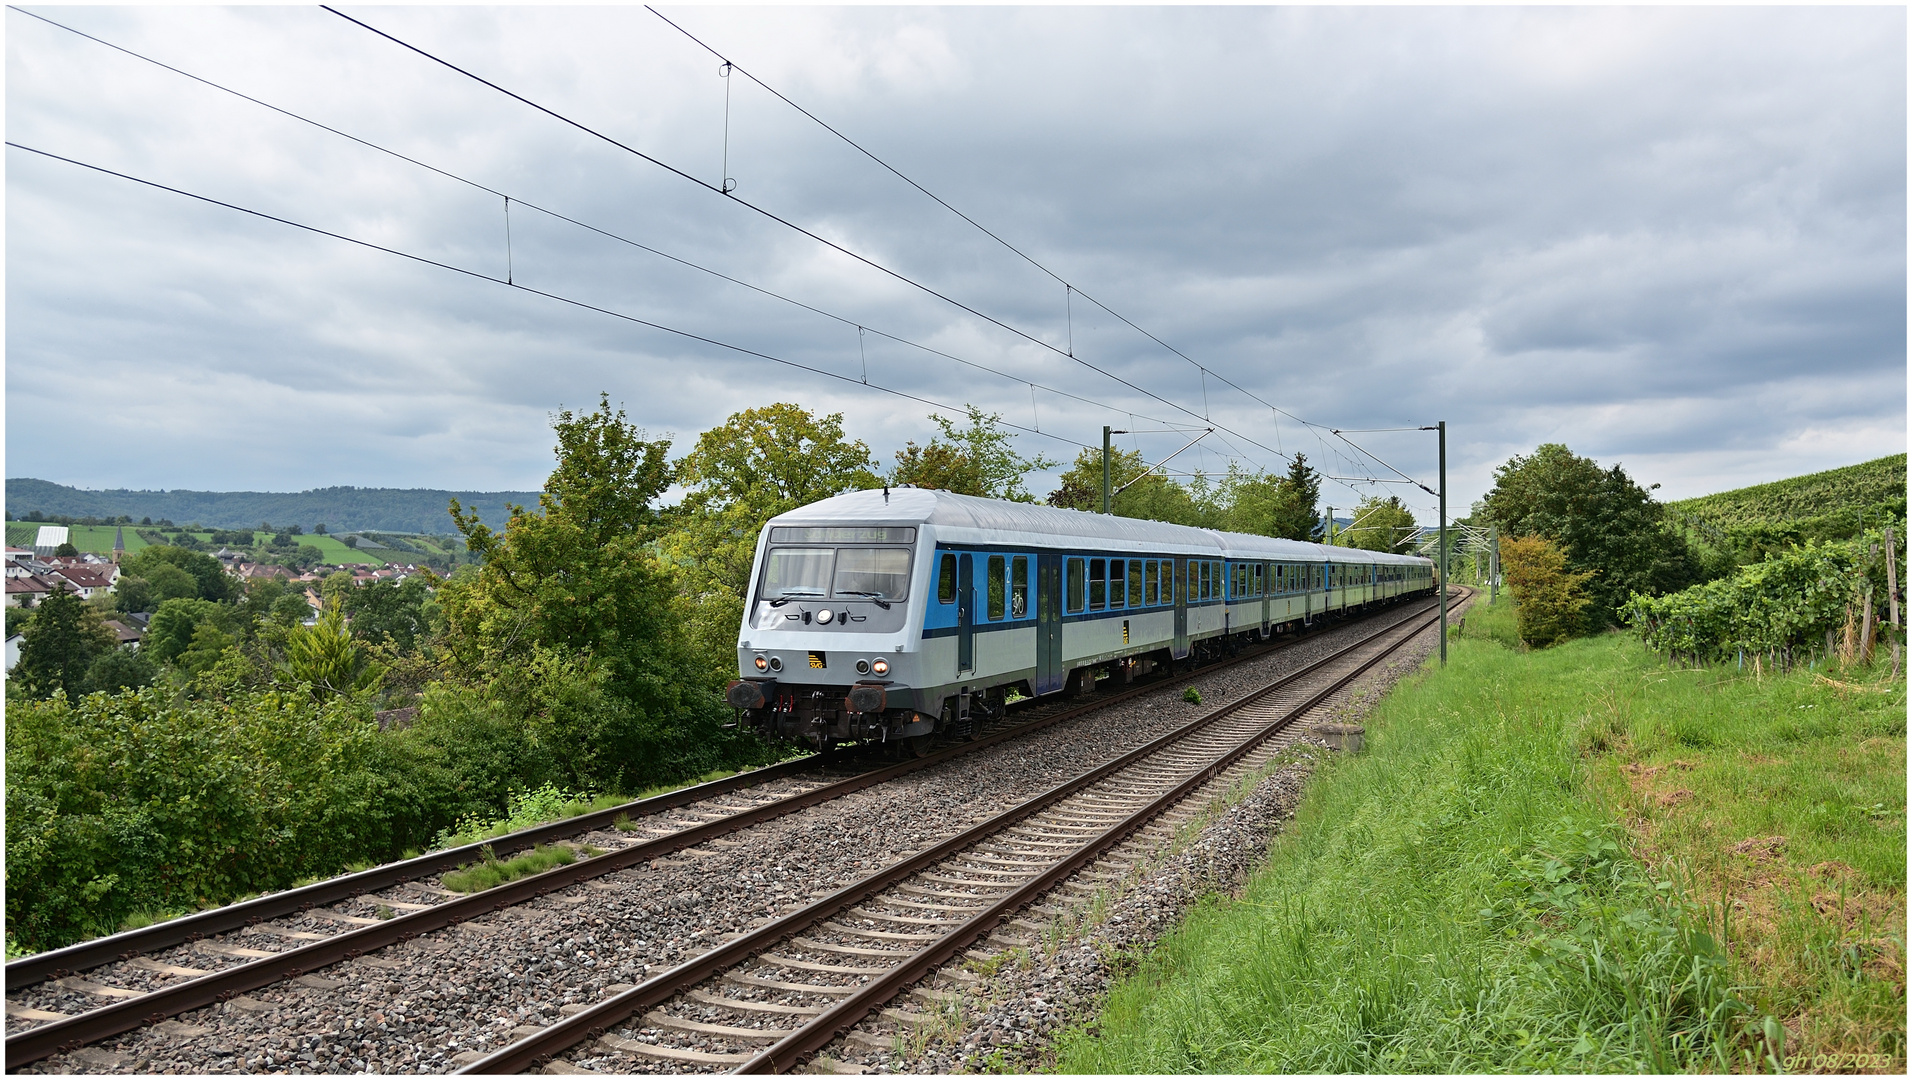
[7,5,1904,520]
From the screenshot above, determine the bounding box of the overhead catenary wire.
[643,4,1410,475]
[18,4,1429,508]
[317,5,1397,487]
[7,5,1212,450]
[4,141,1113,455]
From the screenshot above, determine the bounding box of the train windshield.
[833,547,912,600]
[760,546,913,602]
[761,548,834,600]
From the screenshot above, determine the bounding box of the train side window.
[1090,558,1107,610]
[1130,560,1145,607]
[1255,563,1264,596]
[1067,557,1086,613]
[1197,561,1209,600]
[987,555,1006,621]
[1108,559,1126,609]
[1144,560,1159,606]
[938,553,957,603]
[1010,556,1029,618]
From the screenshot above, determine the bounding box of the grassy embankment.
[1057,598,1904,1074]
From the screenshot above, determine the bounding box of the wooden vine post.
[1862,541,1878,664]
[1887,525,1901,678]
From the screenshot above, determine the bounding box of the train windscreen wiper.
[837,590,892,609]
[767,589,825,607]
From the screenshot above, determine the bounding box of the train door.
[1172,557,1190,659]
[957,553,975,673]
[1261,563,1271,636]
[1035,552,1063,694]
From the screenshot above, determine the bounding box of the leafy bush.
[1621,531,1898,664]
[1499,535,1594,647]
[4,686,420,950]
[433,781,599,850]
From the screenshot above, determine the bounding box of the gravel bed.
[17,601,1437,1075]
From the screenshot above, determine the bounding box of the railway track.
[465,595,1447,1074]
[6,594,1439,1072]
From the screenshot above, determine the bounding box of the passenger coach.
[726,489,1435,752]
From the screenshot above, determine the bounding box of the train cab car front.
[731,520,932,747]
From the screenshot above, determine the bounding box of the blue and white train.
[725,488,1436,751]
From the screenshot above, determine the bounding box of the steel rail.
[7,586,1407,993]
[736,602,1447,1073]
[3,755,830,993]
[458,597,1445,1074]
[5,596,1424,1067]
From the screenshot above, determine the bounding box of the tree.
[1045,446,1203,525]
[86,647,157,693]
[1269,453,1324,541]
[279,600,381,699]
[321,570,356,609]
[52,542,79,557]
[442,395,683,701]
[1481,444,1699,627]
[1337,495,1418,553]
[116,562,199,614]
[888,405,1058,502]
[119,546,235,602]
[144,598,230,665]
[345,575,436,652]
[9,589,115,698]
[1499,535,1595,647]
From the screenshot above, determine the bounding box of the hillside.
[1666,453,1906,531]
[1664,453,1906,569]
[4,478,541,534]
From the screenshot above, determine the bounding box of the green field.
[5,523,151,556]
[1057,600,1904,1073]
[7,523,393,566]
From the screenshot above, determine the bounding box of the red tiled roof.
[55,567,116,590]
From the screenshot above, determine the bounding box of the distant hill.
[4,478,543,534]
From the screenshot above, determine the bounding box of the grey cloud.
[6,5,1903,514]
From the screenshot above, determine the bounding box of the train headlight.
[871,657,890,677]
[753,654,769,672]
[855,659,871,675]
[817,609,834,624]
[768,656,783,672]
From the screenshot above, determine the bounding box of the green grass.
[1584,647,1905,1066]
[1056,600,1905,1073]
[440,843,593,893]
[430,768,750,851]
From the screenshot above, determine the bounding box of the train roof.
[765,489,1431,565]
